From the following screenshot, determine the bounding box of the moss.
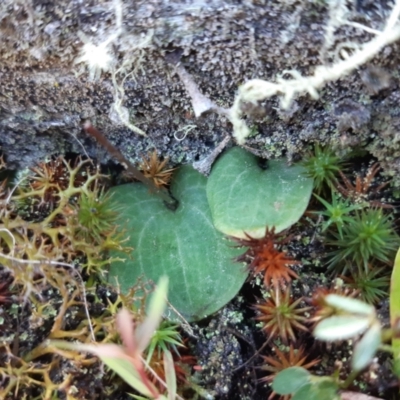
[0,155,134,398]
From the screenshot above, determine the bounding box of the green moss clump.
[327,208,399,271]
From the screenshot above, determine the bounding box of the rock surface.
[0,0,399,183]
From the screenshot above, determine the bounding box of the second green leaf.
[206,147,313,238]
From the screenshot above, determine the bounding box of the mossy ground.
[1,151,399,400]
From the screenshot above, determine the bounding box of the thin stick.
[83,122,178,209]
[232,336,272,372]
[165,298,197,338]
[67,131,93,164]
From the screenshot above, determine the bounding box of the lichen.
[0,0,399,184]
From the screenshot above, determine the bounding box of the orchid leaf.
[109,166,247,321]
[272,367,310,395]
[206,147,313,239]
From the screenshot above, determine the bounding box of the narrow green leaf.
[136,276,168,353]
[272,367,310,395]
[50,341,157,398]
[102,357,156,397]
[390,246,400,375]
[163,349,177,400]
[314,315,371,341]
[129,395,168,400]
[352,322,381,371]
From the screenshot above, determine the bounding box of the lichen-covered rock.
[0,0,399,184]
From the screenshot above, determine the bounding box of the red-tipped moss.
[261,345,320,400]
[254,288,311,343]
[336,163,393,208]
[232,227,300,289]
[261,344,320,382]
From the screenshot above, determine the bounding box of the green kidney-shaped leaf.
[206,147,313,238]
[272,367,310,395]
[108,166,247,322]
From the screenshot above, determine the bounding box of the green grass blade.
[390,246,400,376]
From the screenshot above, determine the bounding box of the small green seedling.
[301,144,344,194]
[146,321,183,364]
[327,208,399,271]
[273,295,388,400]
[313,294,381,372]
[52,277,178,400]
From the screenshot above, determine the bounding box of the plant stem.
[340,369,360,389]
[83,122,178,209]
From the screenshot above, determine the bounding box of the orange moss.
[139,150,176,188]
[232,227,300,288]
